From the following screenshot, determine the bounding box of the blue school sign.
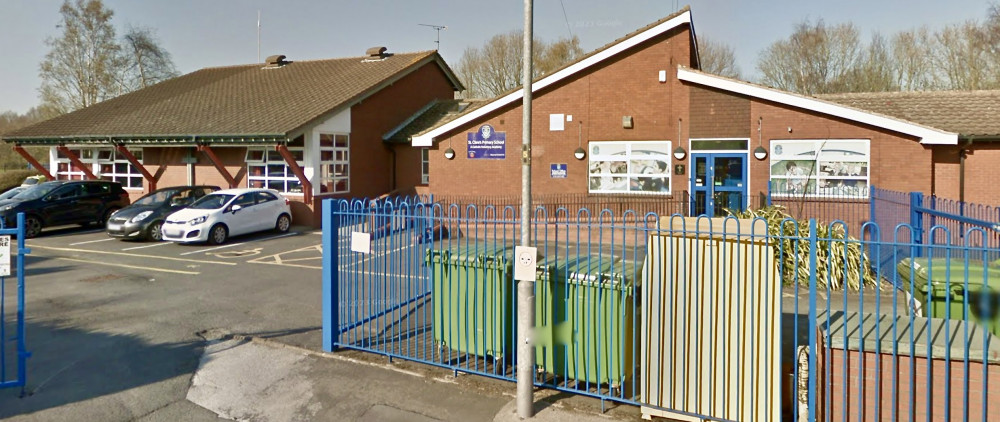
[550,163,567,178]
[467,124,506,159]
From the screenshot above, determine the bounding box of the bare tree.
[119,25,179,91]
[456,31,583,98]
[39,0,125,113]
[890,27,937,90]
[38,0,178,113]
[757,19,865,95]
[934,21,995,90]
[697,38,741,78]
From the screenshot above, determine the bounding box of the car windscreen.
[0,188,25,200]
[188,193,234,210]
[13,184,59,200]
[133,189,182,206]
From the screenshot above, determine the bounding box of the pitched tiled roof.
[819,90,1000,138]
[3,51,461,143]
[383,99,489,143]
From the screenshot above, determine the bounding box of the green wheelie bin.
[896,257,1000,336]
[534,255,638,388]
[426,243,514,360]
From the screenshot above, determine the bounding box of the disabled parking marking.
[178,232,300,256]
[55,257,200,275]
[69,238,116,246]
[210,248,262,258]
[248,244,322,269]
[121,242,171,251]
[30,245,238,266]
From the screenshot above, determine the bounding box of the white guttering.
[411,11,692,147]
[677,67,958,145]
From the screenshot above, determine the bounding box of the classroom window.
[588,141,672,195]
[769,139,870,198]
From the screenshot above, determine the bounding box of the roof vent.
[263,54,289,69]
[363,46,392,62]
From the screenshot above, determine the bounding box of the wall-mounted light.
[754,116,768,161]
[672,146,687,161]
[574,120,586,160]
[444,147,455,160]
[753,146,768,161]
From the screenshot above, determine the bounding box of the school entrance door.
[690,153,748,217]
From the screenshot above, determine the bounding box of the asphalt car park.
[23,223,323,276]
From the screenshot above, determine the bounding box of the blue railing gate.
[1,213,30,394]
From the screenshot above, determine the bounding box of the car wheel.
[207,224,228,245]
[101,208,119,225]
[275,214,291,233]
[23,216,42,239]
[147,221,163,241]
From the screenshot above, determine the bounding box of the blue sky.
[0,0,994,113]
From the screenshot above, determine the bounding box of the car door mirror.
[231,204,242,213]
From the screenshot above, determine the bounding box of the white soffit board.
[411,11,693,147]
[676,68,958,146]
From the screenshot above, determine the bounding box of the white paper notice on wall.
[0,235,10,276]
[351,232,371,254]
[549,114,565,131]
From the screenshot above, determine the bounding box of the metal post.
[807,218,818,422]
[322,199,340,352]
[909,192,924,257]
[517,0,535,418]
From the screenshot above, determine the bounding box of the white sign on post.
[350,232,371,254]
[513,246,537,281]
[0,235,10,276]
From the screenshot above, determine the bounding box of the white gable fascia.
[677,68,958,145]
[411,11,692,147]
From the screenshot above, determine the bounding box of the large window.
[769,139,870,198]
[96,148,144,189]
[421,148,429,184]
[247,138,305,194]
[588,141,672,195]
[54,148,88,180]
[319,133,349,194]
[55,147,144,189]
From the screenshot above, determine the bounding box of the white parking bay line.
[30,245,237,266]
[121,242,171,251]
[178,232,300,256]
[70,238,117,246]
[56,257,200,275]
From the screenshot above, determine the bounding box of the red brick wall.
[951,143,1000,206]
[747,100,931,199]
[427,25,693,198]
[689,85,750,139]
[818,345,1000,421]
[346,62,456,199]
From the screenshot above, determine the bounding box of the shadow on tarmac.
[0,320,204,418]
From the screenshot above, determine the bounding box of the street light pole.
[517,0,535,418]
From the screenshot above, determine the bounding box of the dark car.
[0,180,131,238]
[107,185,219,241]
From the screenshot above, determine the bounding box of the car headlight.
[188,215,207,226]
[130,210,153,223]
[0,205,13,213]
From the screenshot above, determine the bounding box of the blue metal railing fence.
[1,213,30,393]
[322,197,1000,421]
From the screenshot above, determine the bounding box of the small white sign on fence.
[350,232,371,254]
[0,235,10,276]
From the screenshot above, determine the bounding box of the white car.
[161,188,292,244]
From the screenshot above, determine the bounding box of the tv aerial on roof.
[418,24,448,51]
